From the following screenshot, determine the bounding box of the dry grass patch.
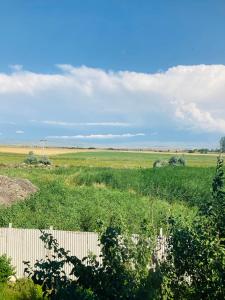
[0,146,100,156]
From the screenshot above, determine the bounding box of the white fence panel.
[0,228,100,278]
[0,227,166,278]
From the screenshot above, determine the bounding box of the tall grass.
[71,166,214,206]
[0,165,213,232]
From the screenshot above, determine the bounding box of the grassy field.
[51,151,218,168]
[0,148,219,168]
[0,148,220,233]
[0,165,200,232]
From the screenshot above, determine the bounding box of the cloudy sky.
[0,0,225,148]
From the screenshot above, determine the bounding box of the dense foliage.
[161,217,225,299]
[0,255,15,283]
[38,156,51,166]
[168,156,186,166]
[24,151,38,165]
[220,136,225,152]
[0,279,43,300]
[160,156,225,299]
[25,222,157,300]
[24,152,51,166]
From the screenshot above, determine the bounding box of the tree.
[39,155,51,165]
[220,136,225,152]
[211,155,225,238]
[161,217,225,299]
[168,156,186,167]
[200,156,225,238]
[24,151,38,165]
[161,156,225,299]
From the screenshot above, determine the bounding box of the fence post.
[159,227,163,237]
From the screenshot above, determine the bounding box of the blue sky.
[0,0,225,148]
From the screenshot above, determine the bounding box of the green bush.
[168,156,178,166]
[198,148,208,154]
[161,216,225,299]
[0,255,15,283]
[38,156,51,165]
[0,279,43,300]
[168,156,186,166]
[153,159,168,168]
[24,151,38,165]
[153,156,186,168]
[177,156,186,166]
[159,156,225,299]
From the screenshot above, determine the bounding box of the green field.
[51,151,218,168]
[0,150,218,168]
[0,150,220,233]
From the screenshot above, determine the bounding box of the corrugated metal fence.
[0,227,166,278]
[0,227,101,278]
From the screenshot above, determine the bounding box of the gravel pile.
[0,175,38,205]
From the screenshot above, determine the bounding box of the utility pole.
[40,139,47,156]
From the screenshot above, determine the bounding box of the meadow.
[0,148,218,168]
[0,148,219,233]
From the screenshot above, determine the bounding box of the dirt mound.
[0,175,38,205]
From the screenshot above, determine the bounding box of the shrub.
[160,156,225,299]
[153,156,186,168]
[153,160,161,168]
[168,156,178,166]
[161,217,225,299]
[0,255,15,283]
[24,151,38,165]
[177,156,186,166]
[0,279,43,300]
[188,149,195,153]
[38,156,51,165]
[168,156,186,167]
[198,148,208,154]
[153,160,168,168]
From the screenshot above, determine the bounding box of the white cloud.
[0,64,225,138]
[41,121,130,127]
[16,130,24,134]
[47,133,145,139]
[175,102,225,132]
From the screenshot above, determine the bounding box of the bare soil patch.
[0,175,38,205]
